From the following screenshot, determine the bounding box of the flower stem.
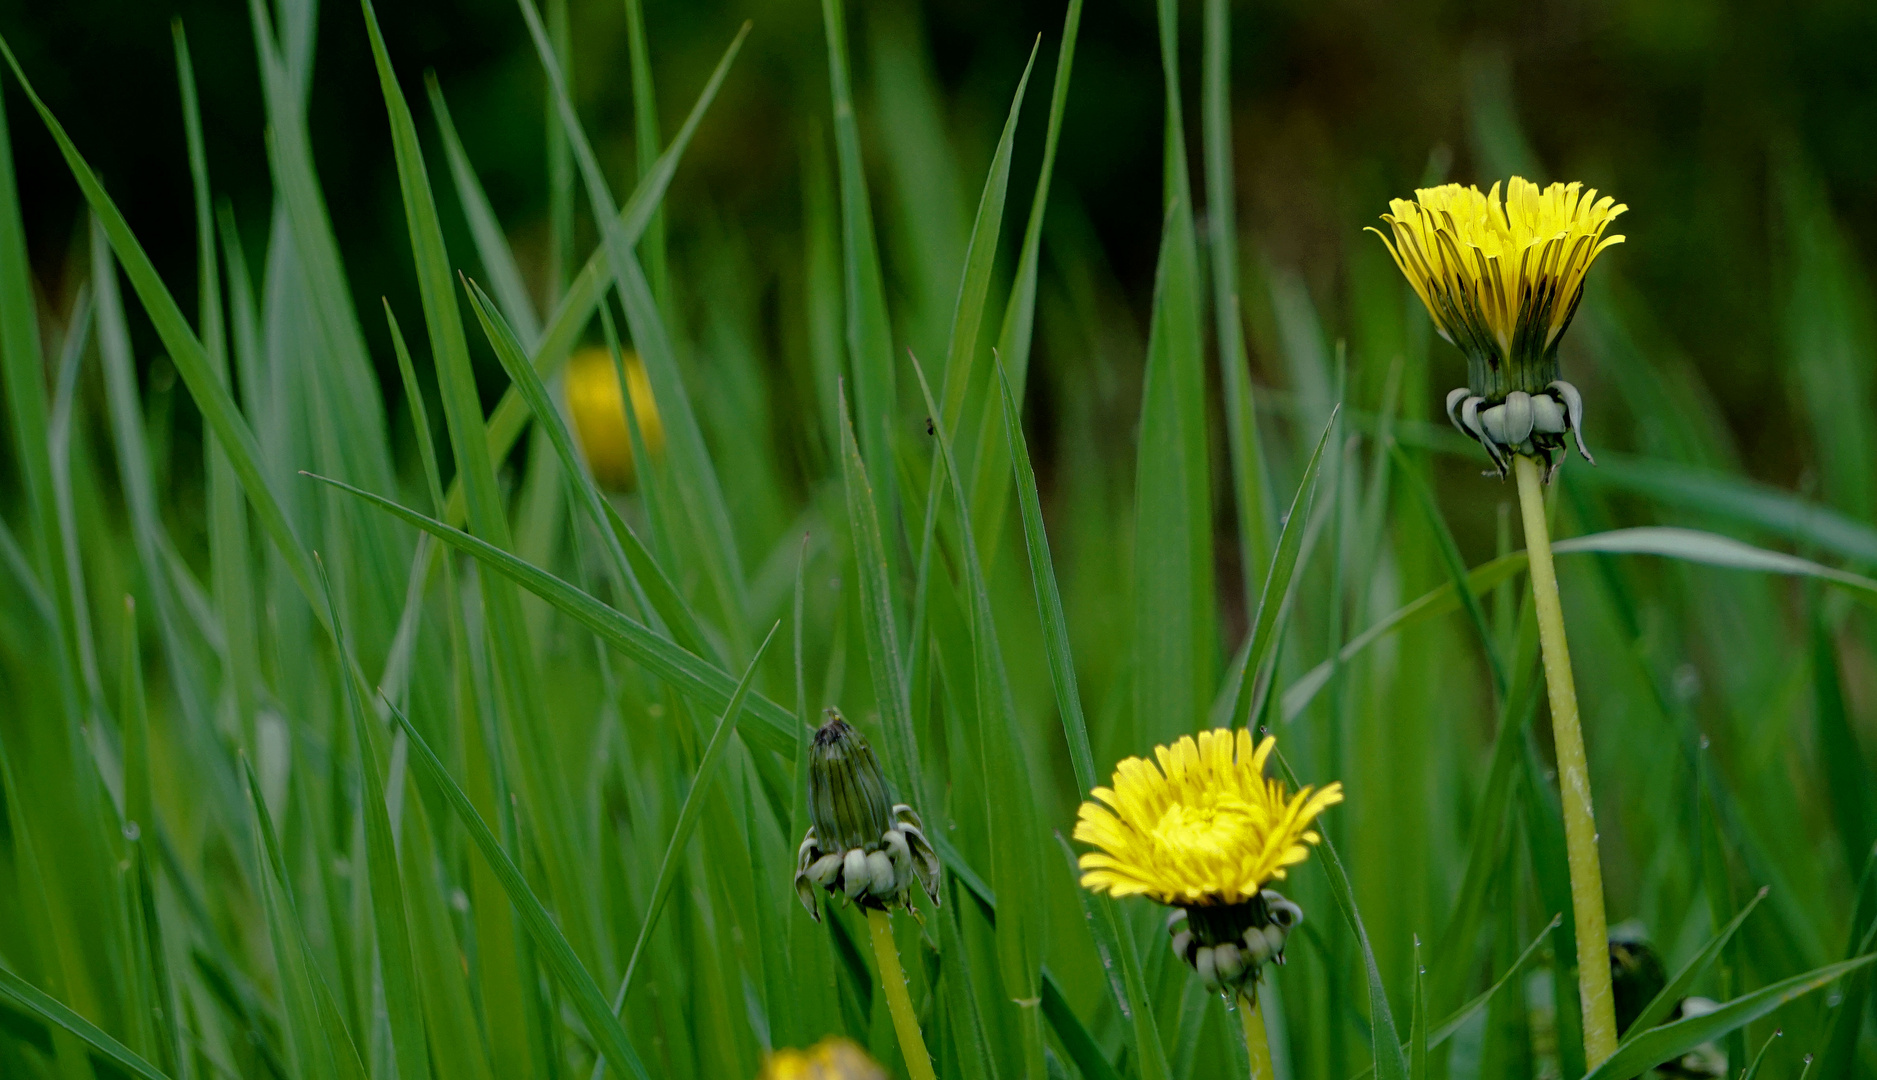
[866,907,936,1080]
[1513,453,1618,1067]
[1239,988,1274,1080]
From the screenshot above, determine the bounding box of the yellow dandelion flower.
[1368,177,1625,476]
[757,1037,886,1080]
[564,346,663,490]
[1074,729,1341,907]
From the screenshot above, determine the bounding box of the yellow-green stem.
[867,907,937,1080]
[1513,453,1618,1066]
[1239,988,1274,1080]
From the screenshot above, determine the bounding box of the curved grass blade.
[1000,358,1168,1078]
[1623,888,1768,1043]
[1228,406,1339,729]
[1584,953,1877,1080]
[0,35,323,623]
[387,699,654,1080]
[427,75,541,346]
[610,621,778,1010]
[968,0,1083,558]
[836,383,926,810]
[936,40,1036,429]
[0,967,171,1080]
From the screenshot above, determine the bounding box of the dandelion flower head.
[1075,729,1342,907]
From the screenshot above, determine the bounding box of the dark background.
[3,0,1875,491]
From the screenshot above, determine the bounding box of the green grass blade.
[446,22,748,527]
[820,0,900,551]
[518,0,753,642]
[426,75,542,346]
[836,384,926,810]
[909,353,1047,1077]
[1622,888,1767,1041]
[0,967,169,1080]
[1584,954,1877,1080]
[1229,407,1338,727]
[0,36,326,628]
[610,623,779,1012]
[461,276,651,617]
[1201,0,1273,601]
[388,701,653,1080]
[320,564,431,1080]
[1270,748,1405,1080]
[307,472,801,759]
[621,0,667,310]
[968,0,1083,563]
[1389,440,1507,695]
[936,41,1036,431]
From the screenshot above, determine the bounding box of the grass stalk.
[1513,452,1618,1065]
[866,908,936,1080]
[1239,989,1274,1080]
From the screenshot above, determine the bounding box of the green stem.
[1513,453,1618,1066]
[1239,988,1274,1080]
[867,907,937,1080]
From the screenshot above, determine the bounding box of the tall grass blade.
[389,702,653,1080]
[1584,954,1877,1080]
[0,968,169,1080]
[1622,888,1767,1042]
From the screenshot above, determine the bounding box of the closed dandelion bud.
[791,709,942,921]
[563,346,663,491]
[1369,178,1623,479]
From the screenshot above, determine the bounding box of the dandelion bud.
[792,710,941,921]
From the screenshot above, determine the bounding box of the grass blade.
[389,701,653,1080]
[610,623,780,1016]
[0,967,170,1080]
[1622,888,1767,1041]
[426,75,542,346]
[1584,954,1877,1080]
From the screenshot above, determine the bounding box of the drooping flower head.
[1368,178,1625,477]
[1074,729,1341,996]
[757,1037,886,1080]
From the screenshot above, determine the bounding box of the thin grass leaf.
[621,0,667,310]
[1271,748,1406,1080]
[305,472,803,760]
[836,383,926,810]
[320,562,430,1080]
[1201,0,1272,600]
[1229,407,1338,727]
[1000,358,1169,1077]
[517,0,752,642]
[0,36,326,625]
[0,967,170,1080]
[820,0,900,553]
[426,75,542,346]
[1624,888,1768,1042]
[388,701,654,1080]
[936,41,1036,430]
[1584,954,1877,1080]
[447,23,749,527]
[608,623,779,1024]
[968,0,1082,561]
[910,352,1047,1076]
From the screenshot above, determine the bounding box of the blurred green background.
[2,1,1876,1078]
[7,0,1877,486]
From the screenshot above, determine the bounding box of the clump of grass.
[0,2,1873,1080]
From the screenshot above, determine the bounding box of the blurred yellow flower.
[1075,729,1341,906]
[757,1037,886,1080]
[1368,177,1625,379]
[563,345,663,490]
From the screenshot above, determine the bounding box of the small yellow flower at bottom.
[757,1037,886,1080]
[1075,728,1341,996]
